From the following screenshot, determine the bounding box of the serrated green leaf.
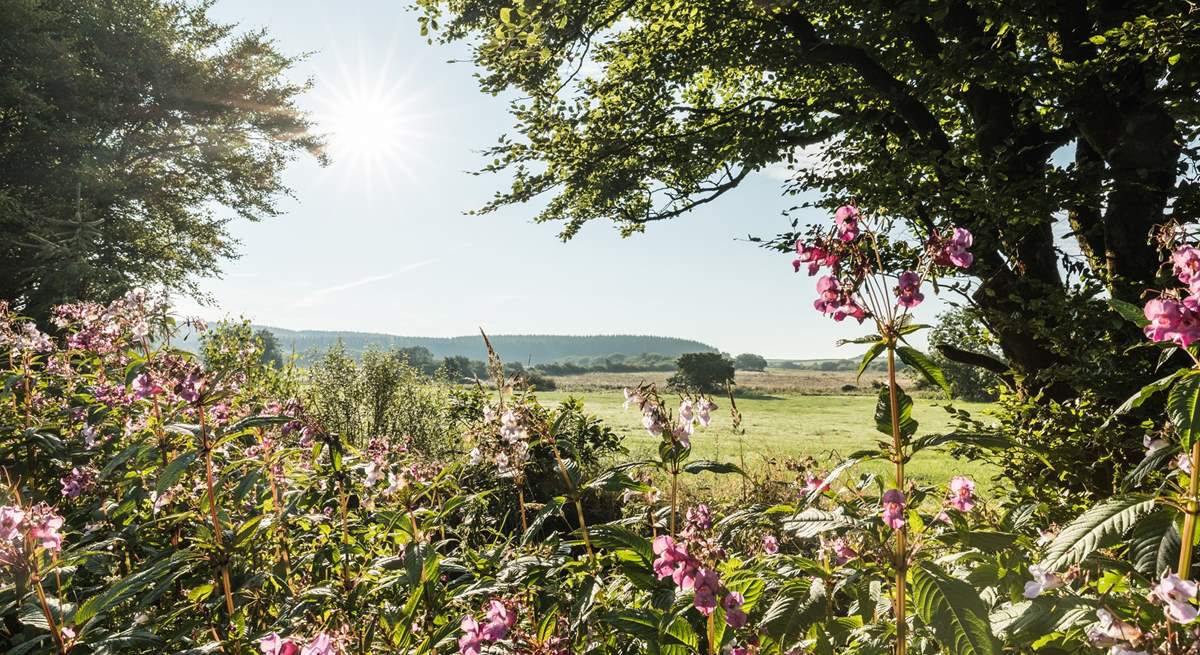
[911,562,1000,655]
[897,346,950,397]
[1168,373,1200,447]
[1041,494,1156,571]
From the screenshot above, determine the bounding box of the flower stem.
[887,342,908,655]
[30,555,67,655]
[1178,438,1200,578]
[549,442,595,563]
[669,464,679,537]
[199,409,235,618]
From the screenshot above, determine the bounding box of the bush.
[926,307,1002,402]
[733,353,768,371]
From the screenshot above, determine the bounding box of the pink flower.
[813,276,841,315]
[834,205,860,241]
[685,504,712,532]
[1086,609,1143,647]
[28,504,64,552]
[762,534,779,555]
[793,242,829,276]
[695,398,716,427]
[1144,296,1200,347]
[723,591,747,628]
[481,600,515,641]
[692,569,721,615]
[896,271,924,309]
[458,617,484,655]
[1151,574,1198,623]
[933,227,974,269]
[652,535,697,588]
[1023,564,1064,598]
[0,506,25,541]
[1144,434,1169,454]
[881,489,906,530]
[802,473,828,495]
[259,633,301,655]
[1173,246,1200,290]
[828,537,857,565]
[948,476,976,512]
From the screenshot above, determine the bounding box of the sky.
[185,0,955,359]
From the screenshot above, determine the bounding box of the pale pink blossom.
[948,476,976,512]
[762,534,779,555]
[1151,573,1198,623]
[1023,564,1064,599]
[723,591,747,628]
[834,205,860,241]
[896,271,924,308]
[0,506,24,541]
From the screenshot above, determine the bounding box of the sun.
[313,51,430,189]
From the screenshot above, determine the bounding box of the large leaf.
[897,346,950,397]
[857,342,886,382]
[681,460,744,476]
[1041,494,1156,572]
[1110,298,1150,328]
[874,385,917,439]
[1129,509,1181,578]
[1111,370,1186,419]
[911,561,1000,655]
[1168,372,1200,448]
[782,508,860,538]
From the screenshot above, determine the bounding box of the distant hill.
[179,326,718,365]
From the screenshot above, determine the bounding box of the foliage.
[927,308,1001,402]
[668,352,736,394]
[0,281,1196,655]
[304,343,468,457]
[0,0,323,321]
[733,353,769,372]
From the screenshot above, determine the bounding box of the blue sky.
[184,0,954,359]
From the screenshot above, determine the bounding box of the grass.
[534,368,1000,499]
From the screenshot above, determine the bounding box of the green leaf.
[1041,494,1156,571]
[1129,509,1180,577]
[156,451,196,495]
[1111,370,1186,419]
[875,384,917,439]
[911,561,1001,655]
[857,342,886,382]
[782,508,860,538]
[681,460,744,475]
[1089,34,1107,45]
[897,346,950,397]
[1168,373,1200,448]
[1110,298,1149,327]
[499,7,513,23]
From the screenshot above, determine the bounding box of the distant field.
[536,368,999,499]
[547,367,888,395]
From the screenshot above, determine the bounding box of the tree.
[0,0,323,321]
[417,0,1199,401]
[734,353,769,372]
[668,352,735,394]
[256,329,284,369]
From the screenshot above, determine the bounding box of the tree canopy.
[0,0,323,320]
[418,0,1200,397]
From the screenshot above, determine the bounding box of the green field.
[536,385,999,499]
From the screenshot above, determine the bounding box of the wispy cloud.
[291,259,435,308]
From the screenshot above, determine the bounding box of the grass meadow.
[537,368,999,501]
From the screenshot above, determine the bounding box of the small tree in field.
[668,352,735,394]
[733,353,769,372]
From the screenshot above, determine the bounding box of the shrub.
[733,353,768,371]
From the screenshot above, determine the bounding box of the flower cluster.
[1141,245,1200,347]
[792,205,973,324]
[60,466,98,499]
[459,600,516,655]
[820,536,859,565]
[623,387,715,450]
[52,289,166,355]
[651,505,747,627]
[258,631,338,655]
[0,502,65,567]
